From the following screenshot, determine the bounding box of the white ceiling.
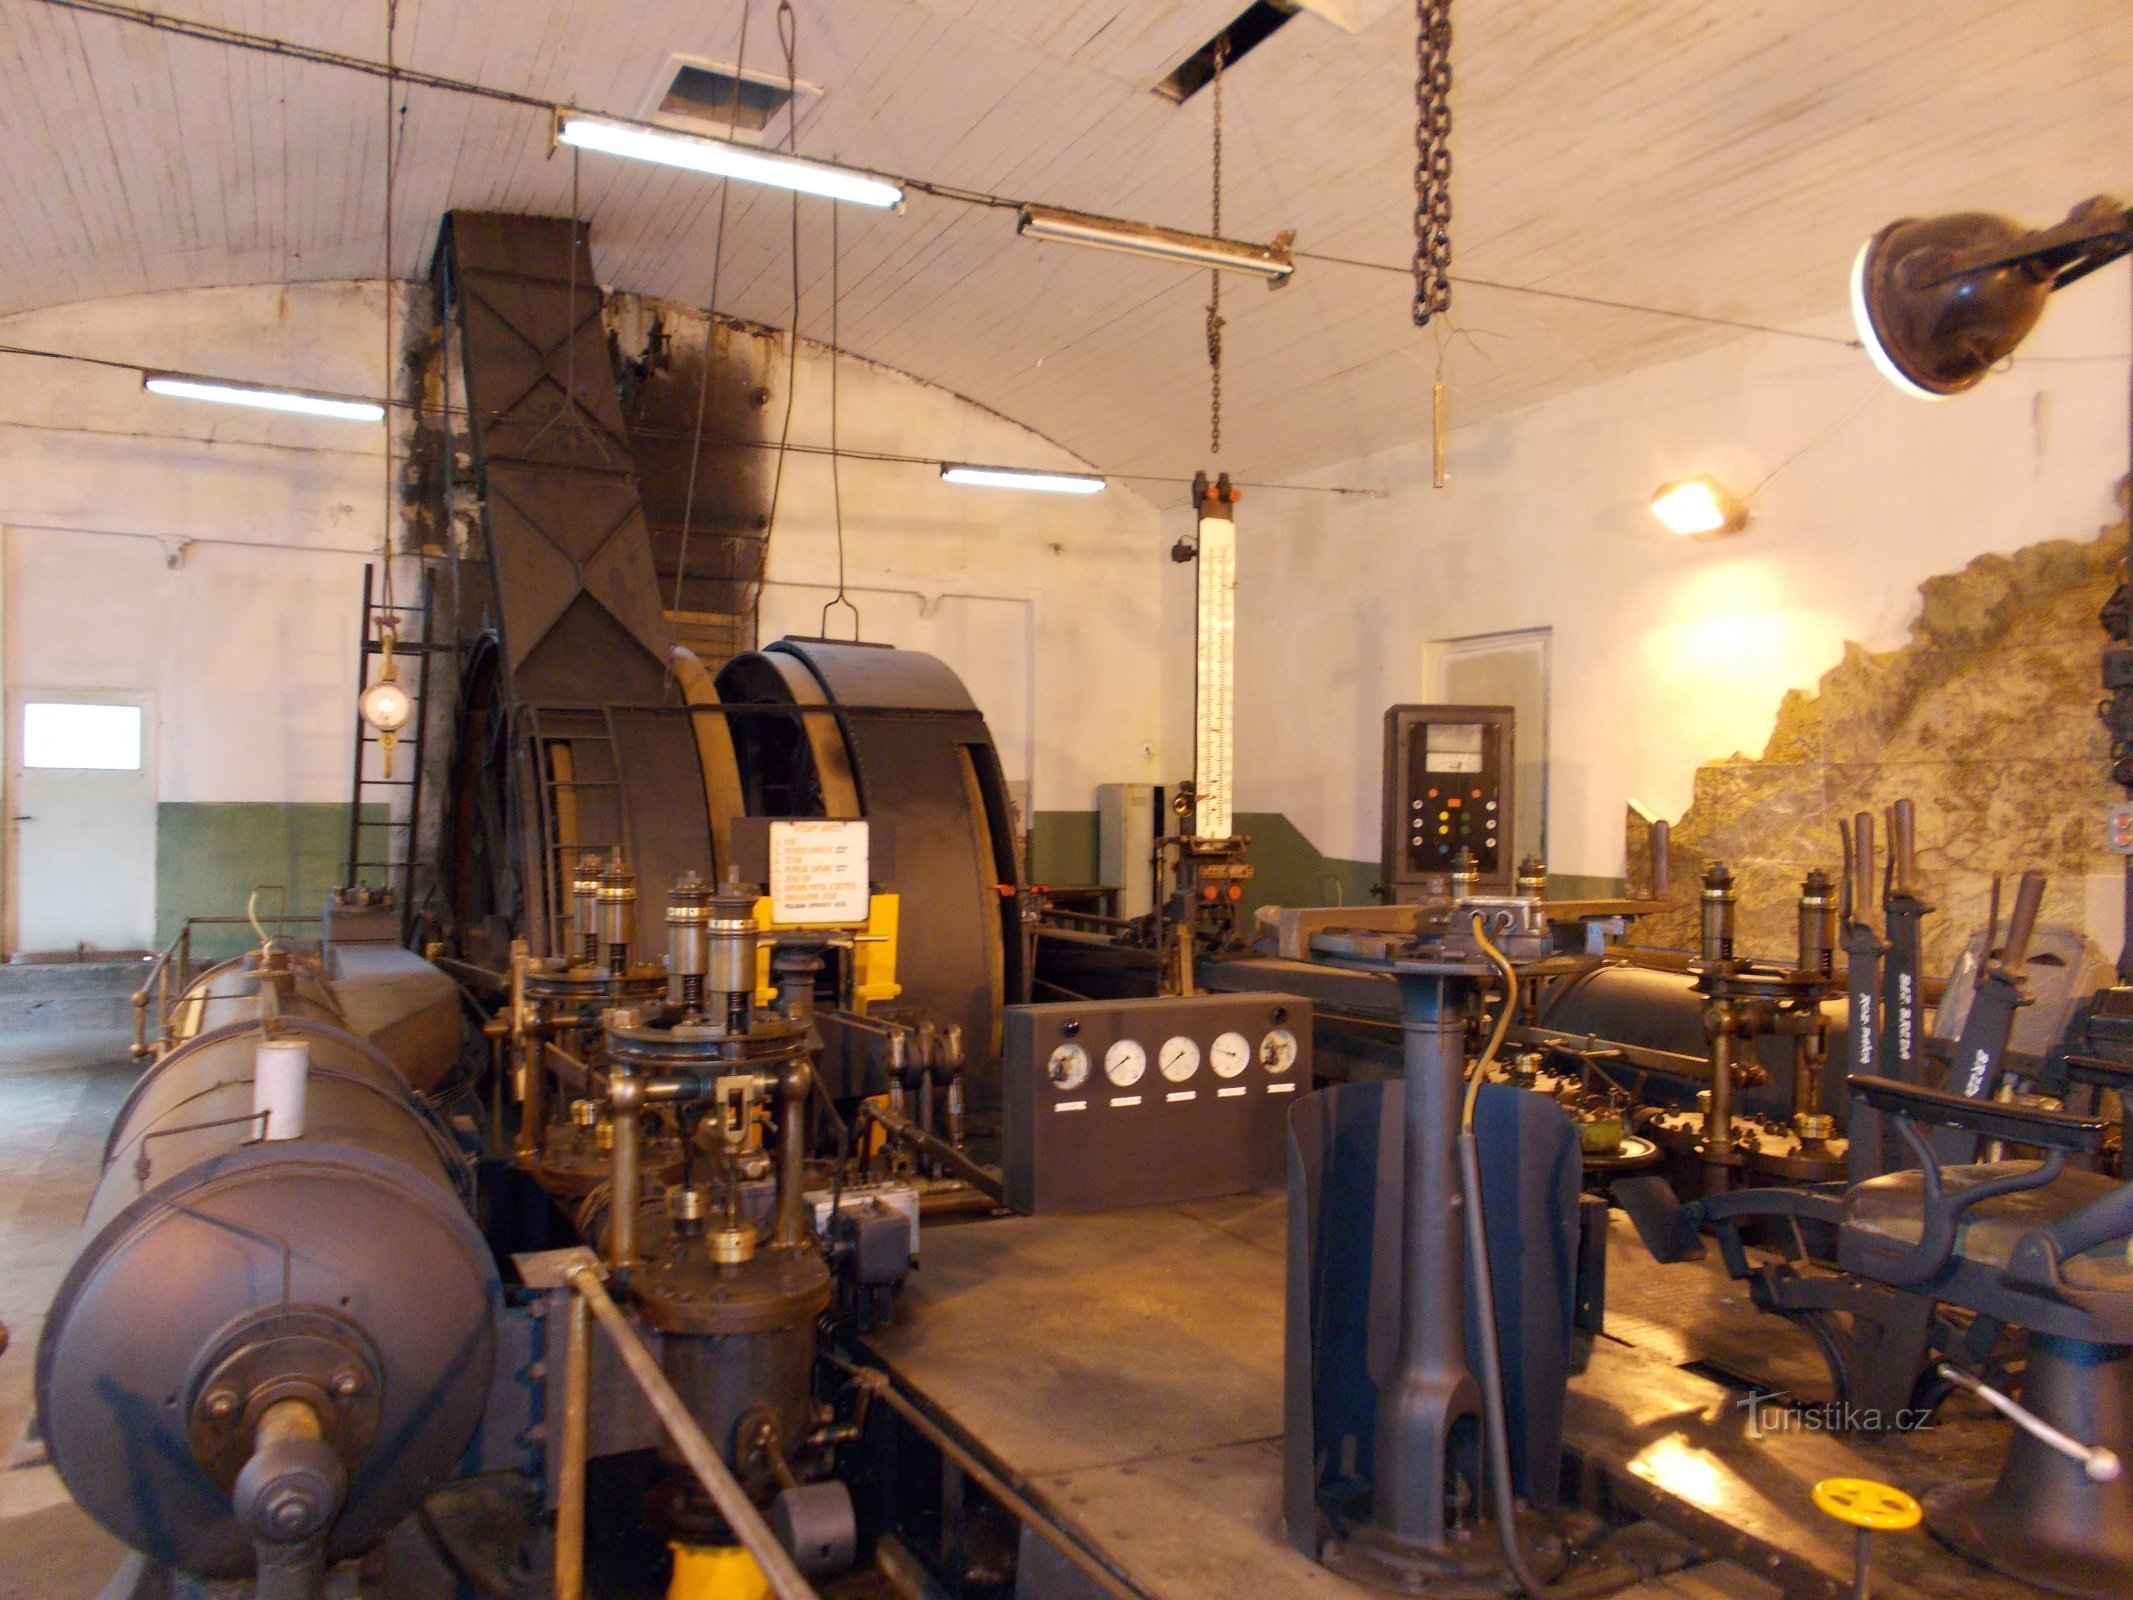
[1,0,2129,485]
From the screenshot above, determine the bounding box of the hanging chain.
[1205,36,1227,456]
[1412,0,1453,326]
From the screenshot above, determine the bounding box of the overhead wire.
[755,0,804,649]
[31,0,1857,354]
[668,0,755,678]
[819,196,860,641]
[0,338,1383,498]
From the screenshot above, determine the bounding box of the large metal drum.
[36,1016,497,1580]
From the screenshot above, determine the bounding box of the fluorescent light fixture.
[144,374,384,422]
[1650,476,1749,538]
[941,463,1106,495]
[1017,204,1294,281]
[557,114,903,208]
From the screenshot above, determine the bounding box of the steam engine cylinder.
[35,1016,497,1580]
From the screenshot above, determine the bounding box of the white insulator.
[253,1036,311,1140]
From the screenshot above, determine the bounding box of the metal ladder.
[522,703,636,956]
[344,564,446,935]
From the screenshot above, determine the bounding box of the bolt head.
[204,1390,239,1420]
[332,1370,363,1398]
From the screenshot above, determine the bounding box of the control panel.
[1002,993,1313,1214]
[1382,703,1516,901]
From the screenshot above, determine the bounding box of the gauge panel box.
[1003,993,1312,1214]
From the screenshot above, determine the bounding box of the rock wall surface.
[1626,520,2128,975]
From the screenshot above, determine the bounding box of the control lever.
[1934,872,2045,1163]
[1938,1364,2123,1483]
[1648,819,1672,901]
[1841,813,1893,1181]
[1876,799,1930,1085]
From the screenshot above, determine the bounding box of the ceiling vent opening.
[1153,2,1300,104]
[644,56,822,142]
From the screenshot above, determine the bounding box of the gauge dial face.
[1260,1027,1299,1075]
[358,678,413,733]
[1104,1039,1147,1088]
[1046,1042,1090,1092]
[1210,1030,1252,1078]
[1158,1035,1201,1082]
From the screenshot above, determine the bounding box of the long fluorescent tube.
[941,463,1106,495]
[558,115,903,209]
[1017,204,1293,281]
[143,374,385,422]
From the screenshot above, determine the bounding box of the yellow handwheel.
[1812,1477,1920,1599]
[1812,1477,1921,1530]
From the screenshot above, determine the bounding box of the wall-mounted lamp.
[1850,196,2130,399]
[557,114,905,209]
[940,463,1106,495]
[143,373,384,422]
[1016,205,1294,283]
[1651,476,1749,538]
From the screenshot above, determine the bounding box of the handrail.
[556,1256,819,1600]
[129,912,325,1063]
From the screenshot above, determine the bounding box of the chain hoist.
[1205,35,1227,456]
[1412,0,1453,326]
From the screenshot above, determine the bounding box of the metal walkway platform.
[860,1198,2041,1600]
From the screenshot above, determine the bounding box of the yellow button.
[1812,1477,1921,1531]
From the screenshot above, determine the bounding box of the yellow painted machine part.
[750,893,901,1011]
[668,644,749,877]
[668,1542,772,1600]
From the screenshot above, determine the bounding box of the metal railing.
[130,910,323,1063]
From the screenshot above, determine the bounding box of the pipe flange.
[186,1311,380,1491]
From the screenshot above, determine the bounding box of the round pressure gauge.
[1046,1042,1090,1092]
[1260,1027,1299,1075]
[1104,1039,1147,1088]
[1210,1030,1252,1078]
[358,677,414,733]
[1158,1035,1201,1083]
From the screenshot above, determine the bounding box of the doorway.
[1433,629,1549,868]
[7,690,156,955]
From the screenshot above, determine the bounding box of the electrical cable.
[31,0,1857,355]
[754,0,804,650]
[819,195,860,641]
[1461,911,1547,1598]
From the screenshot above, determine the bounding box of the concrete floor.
[0,985,141,1598]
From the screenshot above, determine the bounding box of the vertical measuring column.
[1192,473,1239,840]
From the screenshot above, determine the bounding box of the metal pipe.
[826,1360,1140,1600]
[608,1074,642,1269]
[560,1262,819,1600]
[1374,969,1480,1551]
[865,1102,1004,1202]
[555,1290,590,1600]
[1700,862,1736,964]
[1704,1023,1737,1193]
[774,1060,811,1250]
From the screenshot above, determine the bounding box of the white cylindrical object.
[253,1036,310,1140]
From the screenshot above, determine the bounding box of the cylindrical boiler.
[36,1014,497,1582]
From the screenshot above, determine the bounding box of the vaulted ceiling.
[2,0,2128,484]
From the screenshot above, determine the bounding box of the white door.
[8,690,156,954]
[1438,630,1550,867]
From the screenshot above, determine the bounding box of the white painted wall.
[0,281,1169,902]
[1231,282,2132,882]
[736,325,1170,811]
[0,282,411,819]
